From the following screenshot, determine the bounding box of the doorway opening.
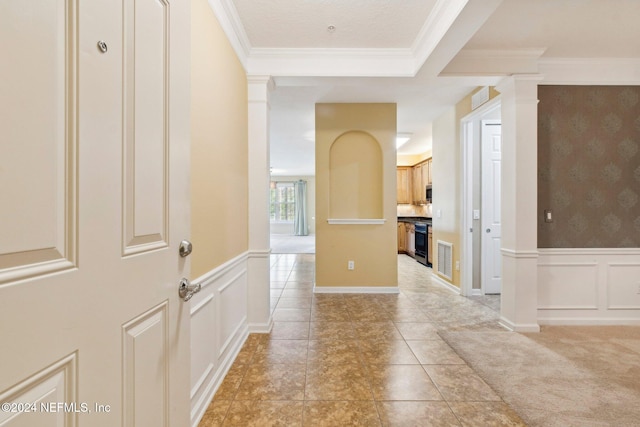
[461,98,502,297]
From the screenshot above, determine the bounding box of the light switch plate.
[473,210,480,220]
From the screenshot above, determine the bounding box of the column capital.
[247,75,275,98]
[496,74,543,103]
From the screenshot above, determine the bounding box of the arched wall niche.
[328,130,383,219]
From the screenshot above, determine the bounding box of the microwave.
[425,185,432,203]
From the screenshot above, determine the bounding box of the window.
[270,181,295,222]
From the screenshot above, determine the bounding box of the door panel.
[481,120,502,294]
[0,0,76,283]
[123,0,170,254]
[0,1,191,426]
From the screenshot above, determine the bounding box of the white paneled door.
[0,1,190,426]
[481,120,502,294]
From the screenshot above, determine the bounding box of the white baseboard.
[470,288,483,296]
[248,316,274,333]
[430,274,461,295]
[499,316,541,333]
[538,317,640,326]
[313,285,400,294]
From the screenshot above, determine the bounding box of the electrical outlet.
[348,260,355,270]
[455,261,460,271]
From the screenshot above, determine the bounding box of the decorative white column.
[497,75,542,333]
[247,76,274,332]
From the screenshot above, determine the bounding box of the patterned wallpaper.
[538,85,640,248]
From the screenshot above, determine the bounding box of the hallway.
[198,254,524,426]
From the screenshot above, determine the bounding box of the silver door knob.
[486,228,491,233]
[178,278,201,302]
[179,240,193,257]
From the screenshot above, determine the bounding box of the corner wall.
[432,87,500,288]
[315,103,398,290]
[189,0,250,424]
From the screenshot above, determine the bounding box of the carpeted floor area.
[440,326,640,426]
[271,234,315,254]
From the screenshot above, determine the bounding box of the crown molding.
[411,0,470,71]
[538,57,640,84]
[207,0,251,68]
[207,0,472,77]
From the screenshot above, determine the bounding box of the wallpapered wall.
[538,85,640,248]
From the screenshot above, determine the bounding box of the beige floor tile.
[448,401,527,427]
[307,340,362,365]
[223,401,304,426]
[311,307,352,322]
[368,364,443,401]
[383,308,431,322]
[213,364,247,400]
[252,339,308,365]
[353,321,404,341]
[305,364,374,401]
[394,322,442,340]
[423,365,501,402]
[277,297,312,309]
[272,308,311,322]
[406,340,466,365]
[198,400,231,427]
[309,321,356,340]
[302,401,381,426]
[358,339,420,365]
[235,364,306,400]
[281,288,314,298]
[270,321,310,340]
[348,309,392,322]
[376,401,461,427]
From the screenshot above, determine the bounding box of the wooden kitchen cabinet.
[411,158,432,204]
[412,164,423,204]
[397,222,406,253]
[396,167,412,204]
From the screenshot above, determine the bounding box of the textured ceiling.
[220,0,640,176]
[232,0,437,49]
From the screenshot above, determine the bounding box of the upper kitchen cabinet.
[396,167,412,204]
[411,158,432,204]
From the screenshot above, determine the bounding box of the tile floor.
[198,254,525,426]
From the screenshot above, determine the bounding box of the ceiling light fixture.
[396,133,412,149]
[327,25,336,33]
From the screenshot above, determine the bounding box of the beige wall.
[315,104,398,288]
[432,87,500,287]
[190,0,248,278]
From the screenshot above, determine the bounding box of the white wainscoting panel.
[607,263,640,310]
[537,249,640,325]
[190,253,249,427]
[538,262,598,309]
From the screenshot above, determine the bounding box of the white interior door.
[0,1,191,426]
[481,120,502,294]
